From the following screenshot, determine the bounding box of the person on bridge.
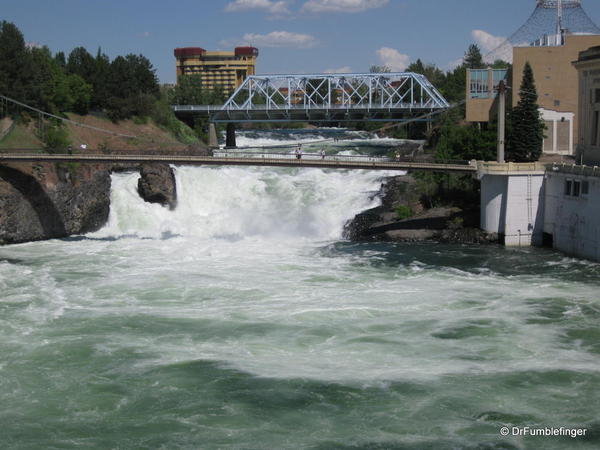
[295,145,302,160]
[320,149,325,160]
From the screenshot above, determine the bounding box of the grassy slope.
[0,122,45,150]
[0,113,199,152]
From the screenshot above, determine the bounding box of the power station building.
[466,0,600,156]
[174,47,259,95]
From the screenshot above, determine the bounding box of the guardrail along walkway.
[0,153,477,173]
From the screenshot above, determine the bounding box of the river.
[0,129,599,449]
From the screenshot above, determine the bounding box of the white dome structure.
[490,0,600,61]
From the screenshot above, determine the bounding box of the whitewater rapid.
[94,165,384,241]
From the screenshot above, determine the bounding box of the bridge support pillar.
[208,123,218,148]
[225,123,236,149]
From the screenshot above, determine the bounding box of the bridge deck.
[0,154,476,173]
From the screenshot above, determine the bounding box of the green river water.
[0,131,599,449]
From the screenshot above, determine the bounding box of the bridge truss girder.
[227,72,447,109]
[172,72,450,123]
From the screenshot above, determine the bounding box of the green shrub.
[395,205,414,220]
[44,124,70,152]
[132,115,149,125]
[447,216,464,229]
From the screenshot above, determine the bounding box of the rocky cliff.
[343,175,499,244]
[0,162,178,245]
[0,163,111,245]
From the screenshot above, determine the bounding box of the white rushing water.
[1,130,599,449]
[94,165,383,242]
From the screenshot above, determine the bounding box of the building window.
[469,70,489,99]
[565,179,573,196]
[492,69,508,94]
[593,111,600,146]
[573,180,581,197]
[595,88,600,103]
[582,180,590,196]
[564,179,588,198]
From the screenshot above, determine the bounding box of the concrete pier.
[477,162,546,246]
[225,123,236,148]
[208,123,218,148]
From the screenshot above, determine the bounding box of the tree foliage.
[0,21,160,122]
[464,44,485,69]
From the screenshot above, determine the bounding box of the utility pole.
[497,80,506,163]
[556,0,564,45]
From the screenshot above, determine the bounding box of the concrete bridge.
[0,152,476,173]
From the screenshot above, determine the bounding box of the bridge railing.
[1,147,474,167]
[212,149,473,166]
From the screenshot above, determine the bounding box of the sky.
[3,0,600,84]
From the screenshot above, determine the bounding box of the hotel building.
[174,47,259,95]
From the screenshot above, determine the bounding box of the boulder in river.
[137,164,177,210]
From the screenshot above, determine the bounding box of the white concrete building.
[544,165,600,260]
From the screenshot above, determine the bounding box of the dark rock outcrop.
[187,144,213,157]
[0,163,111,245]
[137,164,177,210]
[344,175,423,241]
[344,175,499,244]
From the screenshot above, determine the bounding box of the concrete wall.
[544,169,600,260]
[480,172,545,246]
[479,162,600,261]
[573,46,600,165]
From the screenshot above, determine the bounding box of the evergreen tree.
[463,44,485,69]
[0,21,33,102]
[91,49,110,108]
[54,51,66,68]
[509,62,544,162]
[441,65,466,105]
[66,47,96,82]
[407,59,445,87]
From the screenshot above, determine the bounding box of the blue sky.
[3,0,600,83]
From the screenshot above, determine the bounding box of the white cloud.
[445,58,463,70]
[471,30,506,53]
[376,47,410,72]
[471,30,512,63]
[302,0,389,13]
[225,0,290,14]
[222,31,319,48]
[325,66,352,73]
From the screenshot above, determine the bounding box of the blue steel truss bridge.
[172,72,450,123]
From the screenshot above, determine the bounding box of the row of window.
[564,179,590,197]
[469,69,509,99]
